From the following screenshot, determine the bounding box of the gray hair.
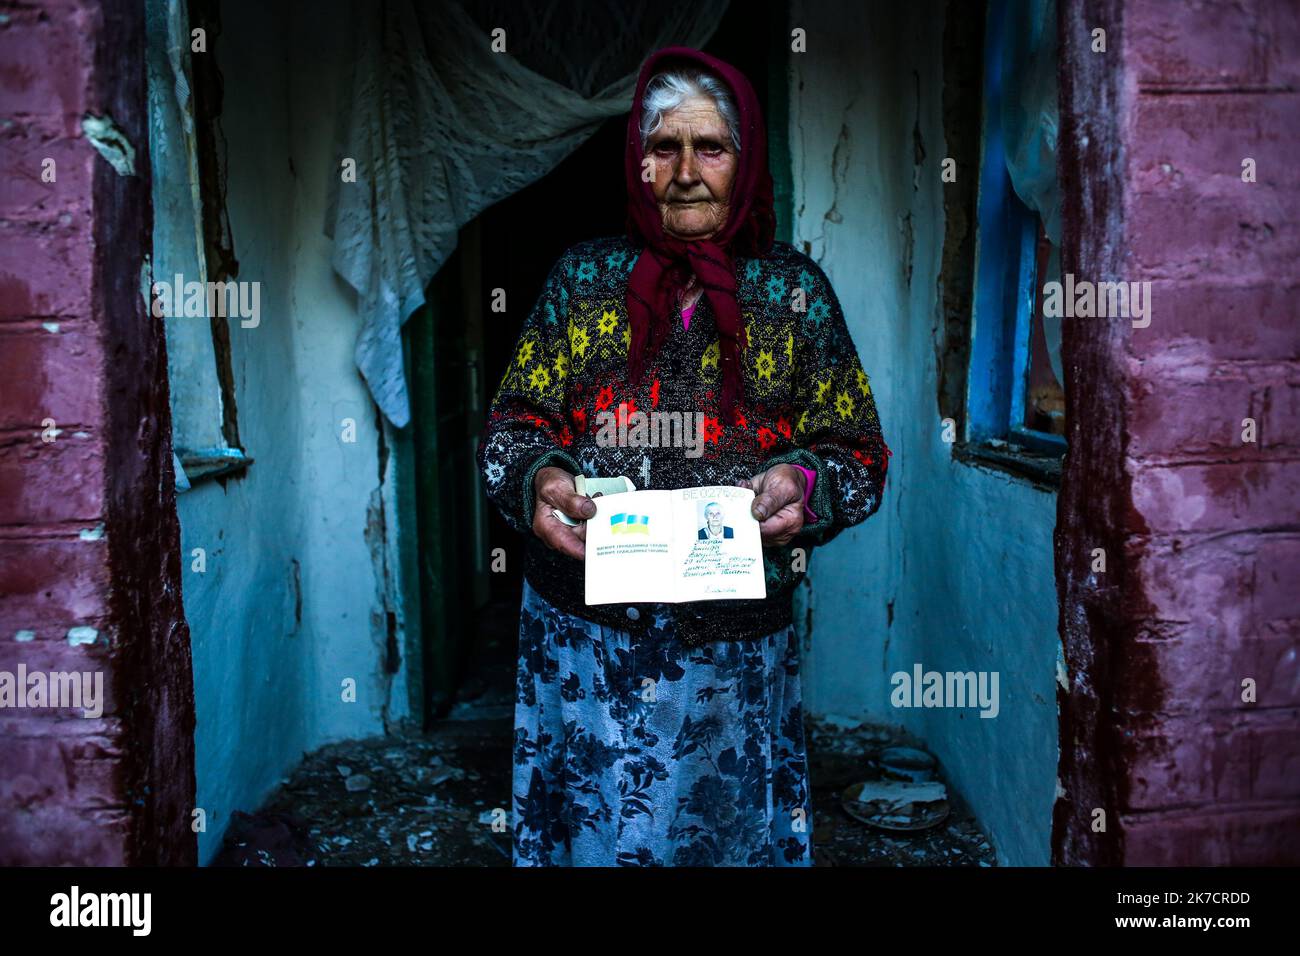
[638,67,742,154]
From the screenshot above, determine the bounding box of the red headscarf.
[623,47,776,418]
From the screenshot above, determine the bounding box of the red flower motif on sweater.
[558,424,573,447]
[594,386,614,411]
[732,407,748,429]
[776,415,792,439]
[571,407,587,433]
[700,416,722,445]
[756,427,777,450]
[650,377,661,409]
[615,399,638,430]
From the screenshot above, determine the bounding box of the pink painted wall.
[0,0,196,865]
[1056,0,1300,864]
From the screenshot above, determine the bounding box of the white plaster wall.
[286,4,415,746]
[174,0,411,865]
[789,0,1060,866]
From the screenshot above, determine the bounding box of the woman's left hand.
[737,464,807,547]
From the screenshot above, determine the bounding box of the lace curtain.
[326,0,729,427]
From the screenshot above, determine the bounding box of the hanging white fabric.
[999,0,1060,247]
[999,0,1062,385]
[326,0,729,427]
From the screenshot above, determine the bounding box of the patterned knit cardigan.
[477,236,889,647]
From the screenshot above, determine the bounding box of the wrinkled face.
[644,93,737,241]
[705,504,723,531]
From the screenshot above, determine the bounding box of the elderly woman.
[478,46,889,866]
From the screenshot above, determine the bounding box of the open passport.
[572,477,767,605]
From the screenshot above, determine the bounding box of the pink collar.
[681,299,697,331]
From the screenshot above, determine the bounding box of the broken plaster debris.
[878,745,938,782]
[806,715,995,866]
[842,779,951,831]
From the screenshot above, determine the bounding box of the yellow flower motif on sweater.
[622,325,630,349]
[553,352,568,381]
[835,390,855,420]
[856,367,872,397]
[569,322,589,359]
[702,341,719,370]
[754,349,776,381]
[796,409,809,434]
[529,365,551,392]
[517,340,534,368]
[814,376,832,404]
[785,333,794,366]
[597,309,618,336]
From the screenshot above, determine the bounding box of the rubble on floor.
[215,710,995,868]
[807,715,996,867]
[214,602,996,871]
[211,713,513,867]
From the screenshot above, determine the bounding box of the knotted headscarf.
[623,47,776,418]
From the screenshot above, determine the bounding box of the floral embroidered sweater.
[476,235,890,647]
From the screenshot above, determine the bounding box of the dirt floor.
[212,604,996,868]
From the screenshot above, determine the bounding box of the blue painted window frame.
[966,0,1066,456]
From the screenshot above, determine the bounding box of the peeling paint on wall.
[66,626,98,646]
[82,113,137,176]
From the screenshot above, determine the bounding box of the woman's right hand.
[532,466,596,560]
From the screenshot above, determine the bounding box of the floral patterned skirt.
[511,578,813,866]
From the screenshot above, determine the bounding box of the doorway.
[403,0,793,724]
